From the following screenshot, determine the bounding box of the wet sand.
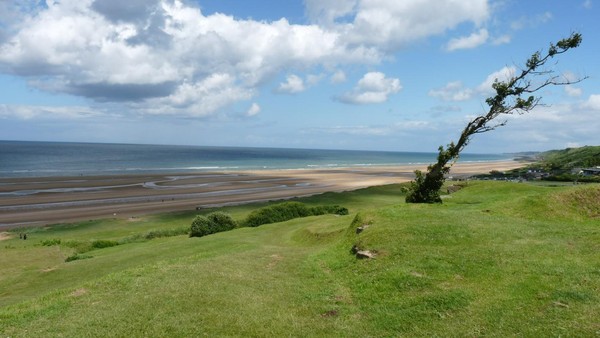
[0,160,523,228]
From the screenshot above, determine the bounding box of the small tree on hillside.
[406,33,586,203]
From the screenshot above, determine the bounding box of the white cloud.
[492,34,511,45]
[277,74,306,94]
[582,0,593,9]
[305,0,357,26]
[310,120,431,136]
[140,74,255,117]
[246,103,261,117]
[446,28,489,51]
[429,81,474,101]
[0,0,493,118]
[564,85,583,97]
[429,67,517,103]
[477,66,517,94]
[463,100,600,152]
[510,12,553,31]
[0,104,105,120]
[306,73,325,86]
[583,94,600,110]
[338,72,402,104]
[330,70,347,84]
[346,0,489,51]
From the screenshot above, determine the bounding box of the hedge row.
[243,201,348,227]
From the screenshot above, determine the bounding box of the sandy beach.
[0,160,523,228]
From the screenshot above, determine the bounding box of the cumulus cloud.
[0,0,492,117]
[277,75,306,94]
[583,94,600,110]
[140,74,255,117]
[446,28,489,51]
[429,81,474,101]
[477,66,517,94]
[346,0,489,51]
[430,67,518,103]
[330,70,347,84]
[246,103,261,117]
[305,0,356,26]
[337,72,402,104]
[564,85,583,98]
[492,34,511,45]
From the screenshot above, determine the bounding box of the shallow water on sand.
[0,140,511,178]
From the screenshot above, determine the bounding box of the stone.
[356,224,370,234]
[356,250,376,259]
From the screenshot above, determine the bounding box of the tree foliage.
[406,33,585,203]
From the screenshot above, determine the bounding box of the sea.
[0,140,512,178]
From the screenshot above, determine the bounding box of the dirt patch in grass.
[70,288,88,297]
[0,232,13,241]
[267,254,283,269]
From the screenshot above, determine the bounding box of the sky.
[0,0,598,153]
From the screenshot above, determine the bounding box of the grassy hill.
[538,145,600,170]
[1,182,599,336]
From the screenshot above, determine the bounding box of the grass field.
[1,182,599,337]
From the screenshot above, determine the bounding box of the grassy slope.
[1,182,599,337]
[539,145,600,169]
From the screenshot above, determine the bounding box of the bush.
[119,227,189,244]
[40,238,61,246]
[243,202,349,227]
[207,211,237,232]
[190,215,213,238]
[190,212,237,238]
[91,239,119,249]
[244,202,310,227]
[65,254,93,262]
[64,240,93,254]
[326,205,349,216]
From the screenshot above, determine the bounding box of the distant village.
[456,165,600,183]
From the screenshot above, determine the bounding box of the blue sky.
[0,0,598,153]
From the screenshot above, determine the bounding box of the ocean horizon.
[0,140,513,178]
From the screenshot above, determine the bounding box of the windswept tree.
[406,33,586,203]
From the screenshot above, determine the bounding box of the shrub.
[64,240,93,254]
[190,215,213,238]
[65,254,93,262]
[243,202,349,227]
[40,238,61,246]
[207,211,237,232]
[91,239,119,249]
[190,212,237,238]
[119,227,189,244]
[244,202,310,227]
[322,205,349,216]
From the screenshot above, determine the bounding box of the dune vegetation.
[1,181,599,337]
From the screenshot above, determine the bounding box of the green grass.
[1,182,599,337]
[539,145,600,169]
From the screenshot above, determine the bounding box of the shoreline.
[0,160,525,229]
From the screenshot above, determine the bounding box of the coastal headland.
[0,160,522,228]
